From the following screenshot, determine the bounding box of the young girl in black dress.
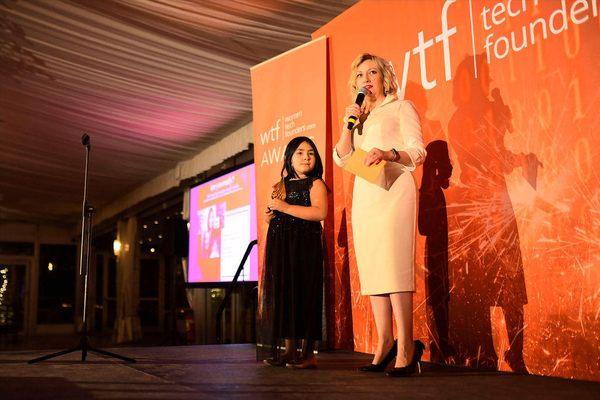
[259,136,328,369]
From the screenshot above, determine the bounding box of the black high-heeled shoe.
[386,340,425,377]
[358,340,397,372]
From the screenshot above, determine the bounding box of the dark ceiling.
[0,0,356,226]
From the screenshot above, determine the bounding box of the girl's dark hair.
[280,136,324,180]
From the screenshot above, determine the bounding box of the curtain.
[115,217,142,343]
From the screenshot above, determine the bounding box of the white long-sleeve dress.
[334,95,426,295]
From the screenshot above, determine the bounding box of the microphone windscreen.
[356,87,369,106]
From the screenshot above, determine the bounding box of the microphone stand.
[29,134,135,364]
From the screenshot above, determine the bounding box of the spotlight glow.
[113,240,122,256]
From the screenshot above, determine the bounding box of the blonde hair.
[348,53,398,99]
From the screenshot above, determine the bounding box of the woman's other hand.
[364,147,394,166]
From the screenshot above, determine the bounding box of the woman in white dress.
[333,53,427,376]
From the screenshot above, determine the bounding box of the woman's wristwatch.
[390,148,400,162]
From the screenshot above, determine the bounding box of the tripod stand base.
[28,335,136,364]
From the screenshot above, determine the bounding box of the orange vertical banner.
[250,36,328,335]
[314,0,599,381]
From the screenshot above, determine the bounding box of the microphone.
[347,87,369,130]
[81,133,90,147]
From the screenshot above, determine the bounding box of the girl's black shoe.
[386,340,425,377]
[358,340,397,372]
[263,351,296,367]
[263,357,286,367]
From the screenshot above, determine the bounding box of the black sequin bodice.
[269,178,322,233]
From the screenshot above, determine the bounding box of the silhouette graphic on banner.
[446,55,543,373]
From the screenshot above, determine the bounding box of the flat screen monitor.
[187,163,258,284]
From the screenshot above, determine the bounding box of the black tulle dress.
[257,177,324,361]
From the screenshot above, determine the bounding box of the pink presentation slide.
[188,164,257,283]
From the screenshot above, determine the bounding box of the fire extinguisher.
[184,309,195,344]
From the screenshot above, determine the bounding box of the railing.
[215,239,257,344]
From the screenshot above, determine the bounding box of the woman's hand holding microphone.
[342,98,399,167]
[343,103,362,132]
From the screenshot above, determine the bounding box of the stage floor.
[0,344,598,399]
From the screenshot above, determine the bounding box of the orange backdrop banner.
[250,36,329,336]
[314,0,599,381]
